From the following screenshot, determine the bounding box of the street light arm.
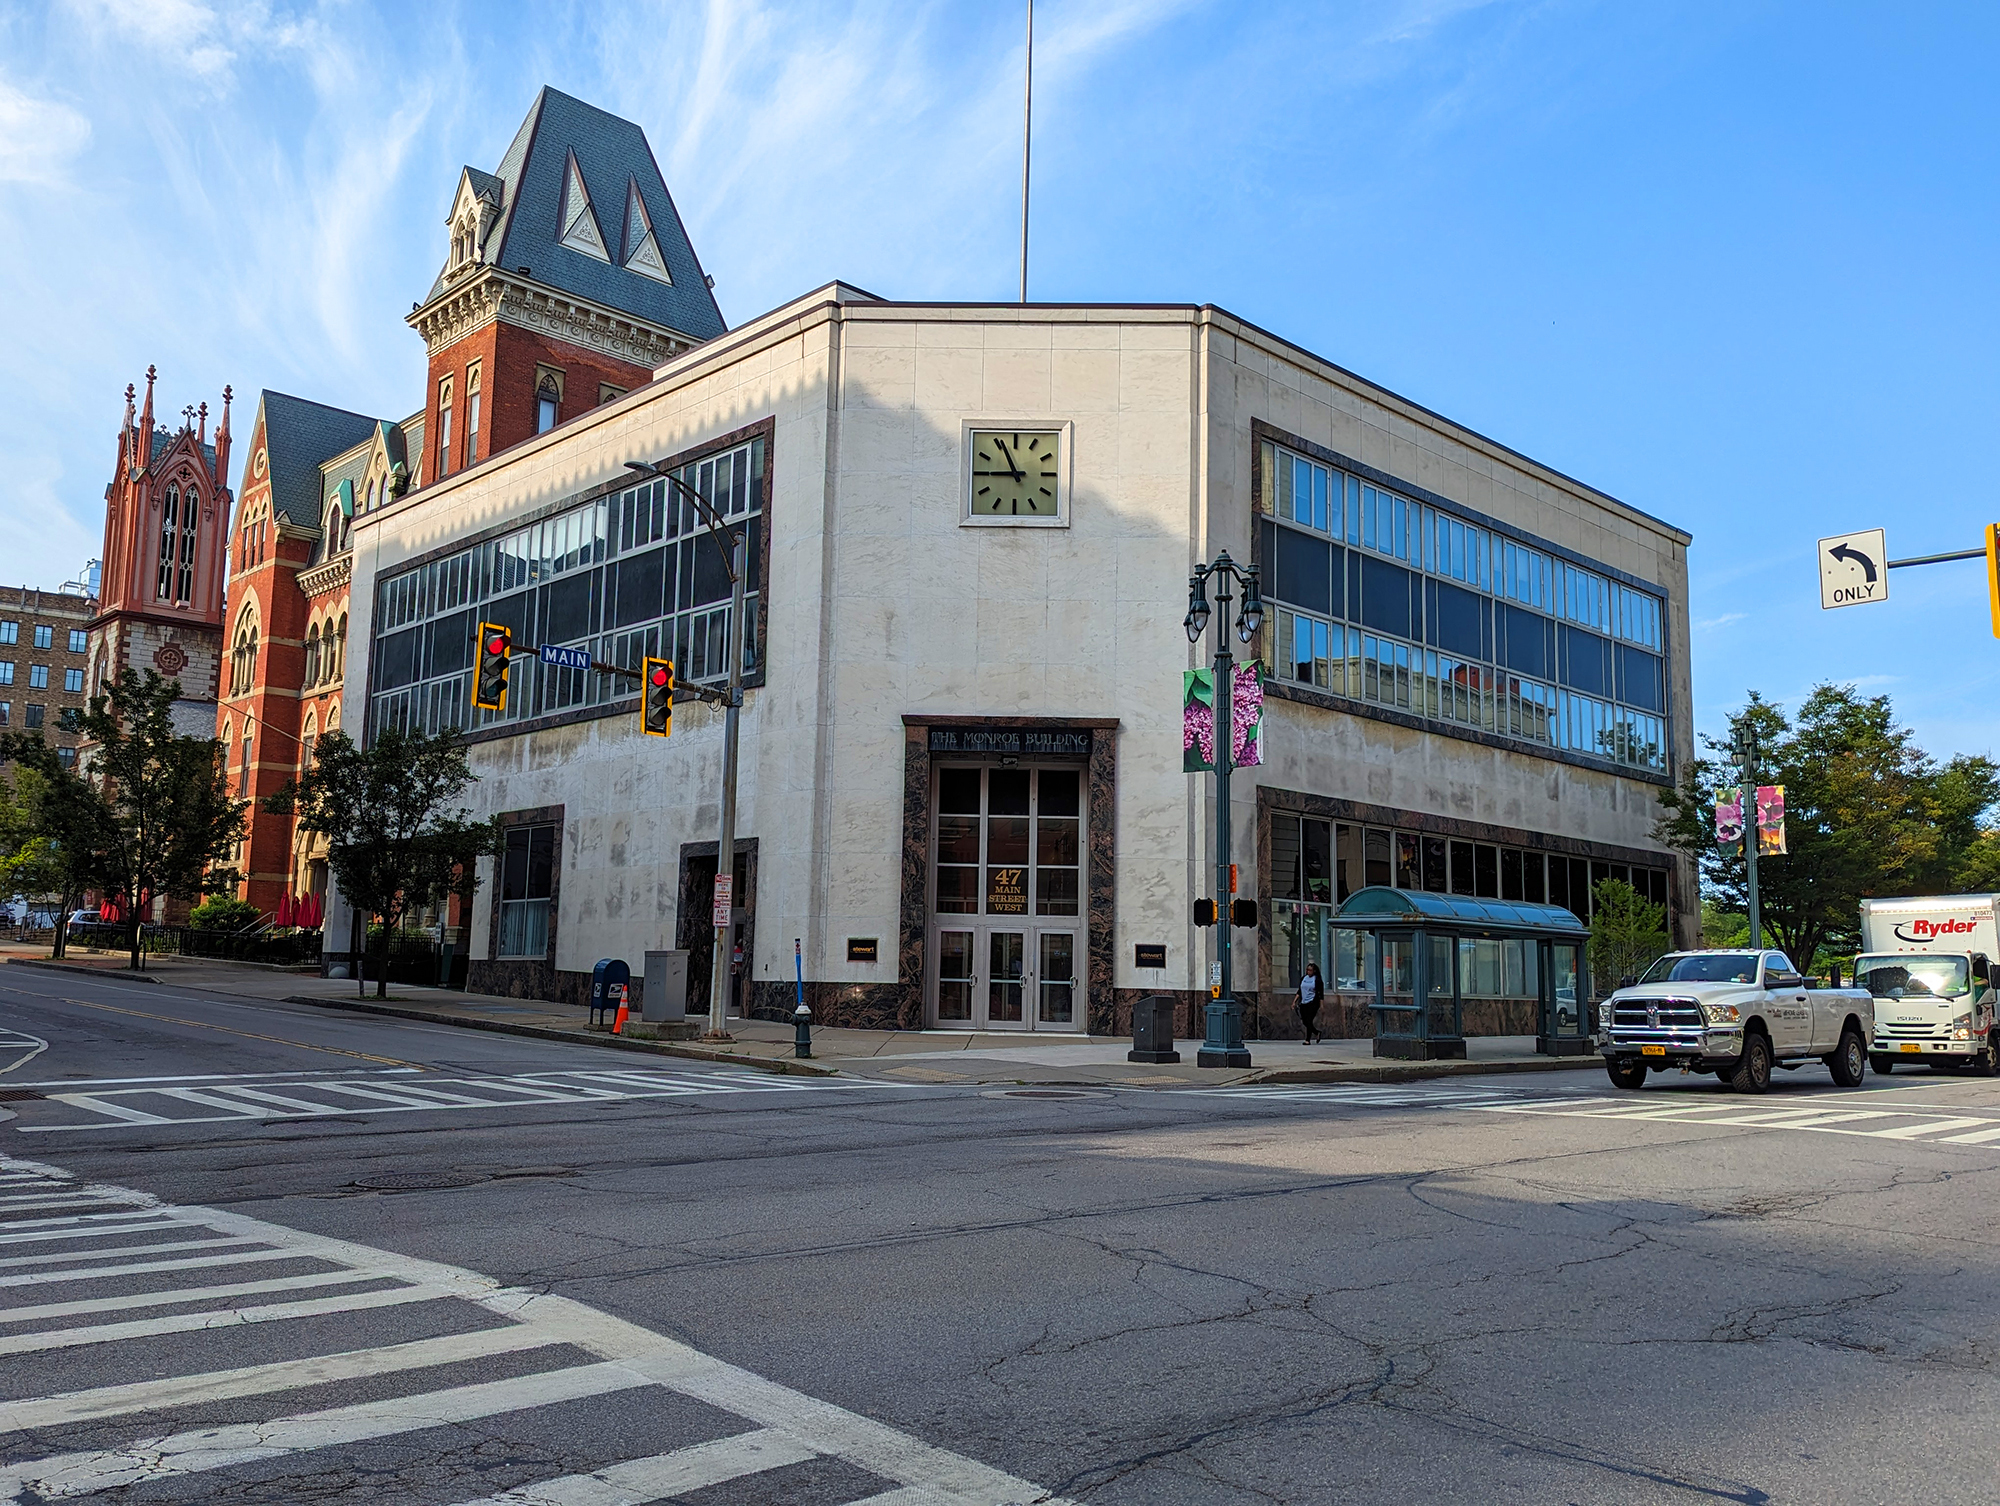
[623,460,740,584]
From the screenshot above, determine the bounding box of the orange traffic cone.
[611,985,630,1035]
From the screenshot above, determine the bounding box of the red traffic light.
[487,634,508,655]
[650,665,669,687]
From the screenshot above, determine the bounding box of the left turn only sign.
[1819,528,1888,609]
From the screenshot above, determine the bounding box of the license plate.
[1641,1045,1666,1056]
[1900,1043,1922,1053]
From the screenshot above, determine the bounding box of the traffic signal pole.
[708,531,748,1042]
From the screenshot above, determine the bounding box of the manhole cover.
[0,1089,44,1103]
[986,1089,1101,1100]
[351,1172,490,1192]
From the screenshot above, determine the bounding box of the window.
[465,363,482,467]
[1259,438,1670,775]
[368,435,766,736]
[28,665,47,689]
[63,668,82,693]
[0,663,12,686]
[302,626,320,689]
[437,376,454,478]
[56,746,74,769]
[598,383,625,406]
[497,823,557,957]
[0,702,8,725]
[32,625,51,650]
[931,767,1082,918]
[24,704,42,729]
[178,486,199,600]
[230,609,259,696]
[67,629,86,654]
[157,486,179,599]
[58,706,78,731]
[0,622,14,645]
[535,367,563,433]
[239,729,252,796]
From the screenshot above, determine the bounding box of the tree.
[267,724,499,997]
[1656,685,2000,969]
[1589,878,1669,994]
[0,751,113,960]
[72,670,246,970]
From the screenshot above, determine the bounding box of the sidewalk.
[0,946,1607,1088]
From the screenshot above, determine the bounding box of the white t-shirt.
[1299,973,1321,1004]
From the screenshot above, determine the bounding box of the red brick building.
[212,86,724,931]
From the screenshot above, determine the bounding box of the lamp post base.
[1196,997,1250,1069]
[1196,1047,1253,1068]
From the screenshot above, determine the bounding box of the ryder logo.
[1894,918,1977,945]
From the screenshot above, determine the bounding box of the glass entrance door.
[928,764,1086,1030]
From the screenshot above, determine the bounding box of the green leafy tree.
[1589,878,1669,993]
[267,724,499,997]
[0,753,113,959]
[188,895,262,930]
[1656,685,2000,969]
[73,670,246,970]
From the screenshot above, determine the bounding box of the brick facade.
[0,586,96,763]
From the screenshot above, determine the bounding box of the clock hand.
[993,437,1026,482]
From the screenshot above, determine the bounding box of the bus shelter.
[1333,887,1591,1060]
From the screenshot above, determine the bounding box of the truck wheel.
[1605,1058,1647,1090]
[1870,1055,1895,1075]
[1972,1033,2000,1078]
[1827,1028,1866,1088]
[1729,1032,1773,1094]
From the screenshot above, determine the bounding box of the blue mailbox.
[590,958,631,1027]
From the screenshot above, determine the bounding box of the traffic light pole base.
[1196,1047,1252,1068]
[700,1031,735,1043]
[1196,998,1251,1069]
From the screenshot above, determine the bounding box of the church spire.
[138,364,157,464]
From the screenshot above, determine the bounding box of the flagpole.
[1020,0,1032,304]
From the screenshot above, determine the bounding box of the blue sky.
[3,0,1996,762]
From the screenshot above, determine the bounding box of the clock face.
[970,430,1060,518]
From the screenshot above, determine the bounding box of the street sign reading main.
[538,644,592,670]
[1819,528,1888,609]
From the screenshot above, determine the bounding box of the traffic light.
[1230,898,1259,928]
[641,656,674,737]
[1986,524,2000,640]
[472,623,511,712]
[1192,898,1217,927]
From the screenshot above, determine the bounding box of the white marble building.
[341,283,1693,1038]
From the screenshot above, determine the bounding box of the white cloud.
[61,0,236,83]
[1694,611,1746,633]
[0,79,91,186]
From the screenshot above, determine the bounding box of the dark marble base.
[745,978,911,1031]
[1128,1049,1183,1064]
[1537,1034,1594,1055]
[1461,998,1538,1036]
[1197,1048,1253,1068]
[468,958,591,1009]
[1374,1036,1468,1060]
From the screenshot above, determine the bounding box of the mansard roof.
[251,391,380,526]
[423,87,726,343]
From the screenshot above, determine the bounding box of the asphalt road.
[1,964,1997,1504]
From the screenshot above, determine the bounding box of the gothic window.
[465,363,482,467]
[230,607,259,696]
[437,377,454,478]
[303,625,320,689]
[331,613,347,682]
[177,485,199,602]
[535,369,562,434]
[157,486,179,600]
[300,712,318,774]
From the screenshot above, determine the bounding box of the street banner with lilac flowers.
[1183,663,1264,772]
[1714,785,1744,846]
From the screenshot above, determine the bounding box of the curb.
[1243,1054,1606,1086]
[280,994,837,1078]
[5,958,160,984]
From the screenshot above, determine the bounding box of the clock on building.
[967,428,1065,525]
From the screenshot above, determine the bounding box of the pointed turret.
[138,365,156,466]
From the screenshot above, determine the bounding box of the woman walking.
[1297,961,1324,1045]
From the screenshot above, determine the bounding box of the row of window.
[435,361,629,483]
[1268,813,1671,916]
[0,665,83,692]
[1273,610,1668,772]
[302,615,348,690]
[1261,441,1664,650]
[0,625,86,652]
[369,439,763,737]
[0,701,77,740]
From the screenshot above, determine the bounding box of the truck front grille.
[1612,999,1703,1030]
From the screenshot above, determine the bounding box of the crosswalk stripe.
[0,1324,561,1432]
[0,1361,653,1500]
[41,1094,171,1125]
[0,1244,329,1288]
[0,1214,184,1244]
[0,1280,451,1355]
[0,1236,258,1270]
[0,1267,400,1324]
[438,1429,819,1506]
[1938,1125,2000,1144]
[1868,1117,1991,1139]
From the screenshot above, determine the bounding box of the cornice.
[406,266,702,368]
[297,554,352,600]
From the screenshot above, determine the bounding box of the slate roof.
[423,87,726,342]
[147,427,216,471]
[252,392,380,527]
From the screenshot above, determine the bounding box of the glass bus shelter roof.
[1334,885,1588,940]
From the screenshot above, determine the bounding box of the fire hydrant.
[792,1002,813,1059]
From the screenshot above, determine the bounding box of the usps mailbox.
[590,958,631,1027]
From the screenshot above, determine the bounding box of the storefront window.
[931,766,1084,918]
[498,824,555,958]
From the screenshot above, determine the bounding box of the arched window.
[536,373,560,434]
[177,485,199,602]
[325,700,339,734]
[156,486,179,600]
[300,712,318,774]
[335,613,347,680]
[302,624,320,689]
[231,606,259,696]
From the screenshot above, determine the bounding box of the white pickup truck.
[1598,949,1875,1093]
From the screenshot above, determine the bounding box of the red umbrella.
[310,893,325,928]
[276,893,294,928]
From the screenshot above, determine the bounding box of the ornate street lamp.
[1186,549,1262,1067]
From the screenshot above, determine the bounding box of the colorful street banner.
[1756,784,1787,857]
[1714,785,1744,846]
[1184,662,1265,771]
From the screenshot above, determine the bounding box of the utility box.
[590,958,631,1027]
[642,949,689,1023]
[1129,995,1182,1064]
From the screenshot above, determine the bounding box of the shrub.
[189,895,262,931]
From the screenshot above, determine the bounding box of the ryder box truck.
[1857,894,2000,1075]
